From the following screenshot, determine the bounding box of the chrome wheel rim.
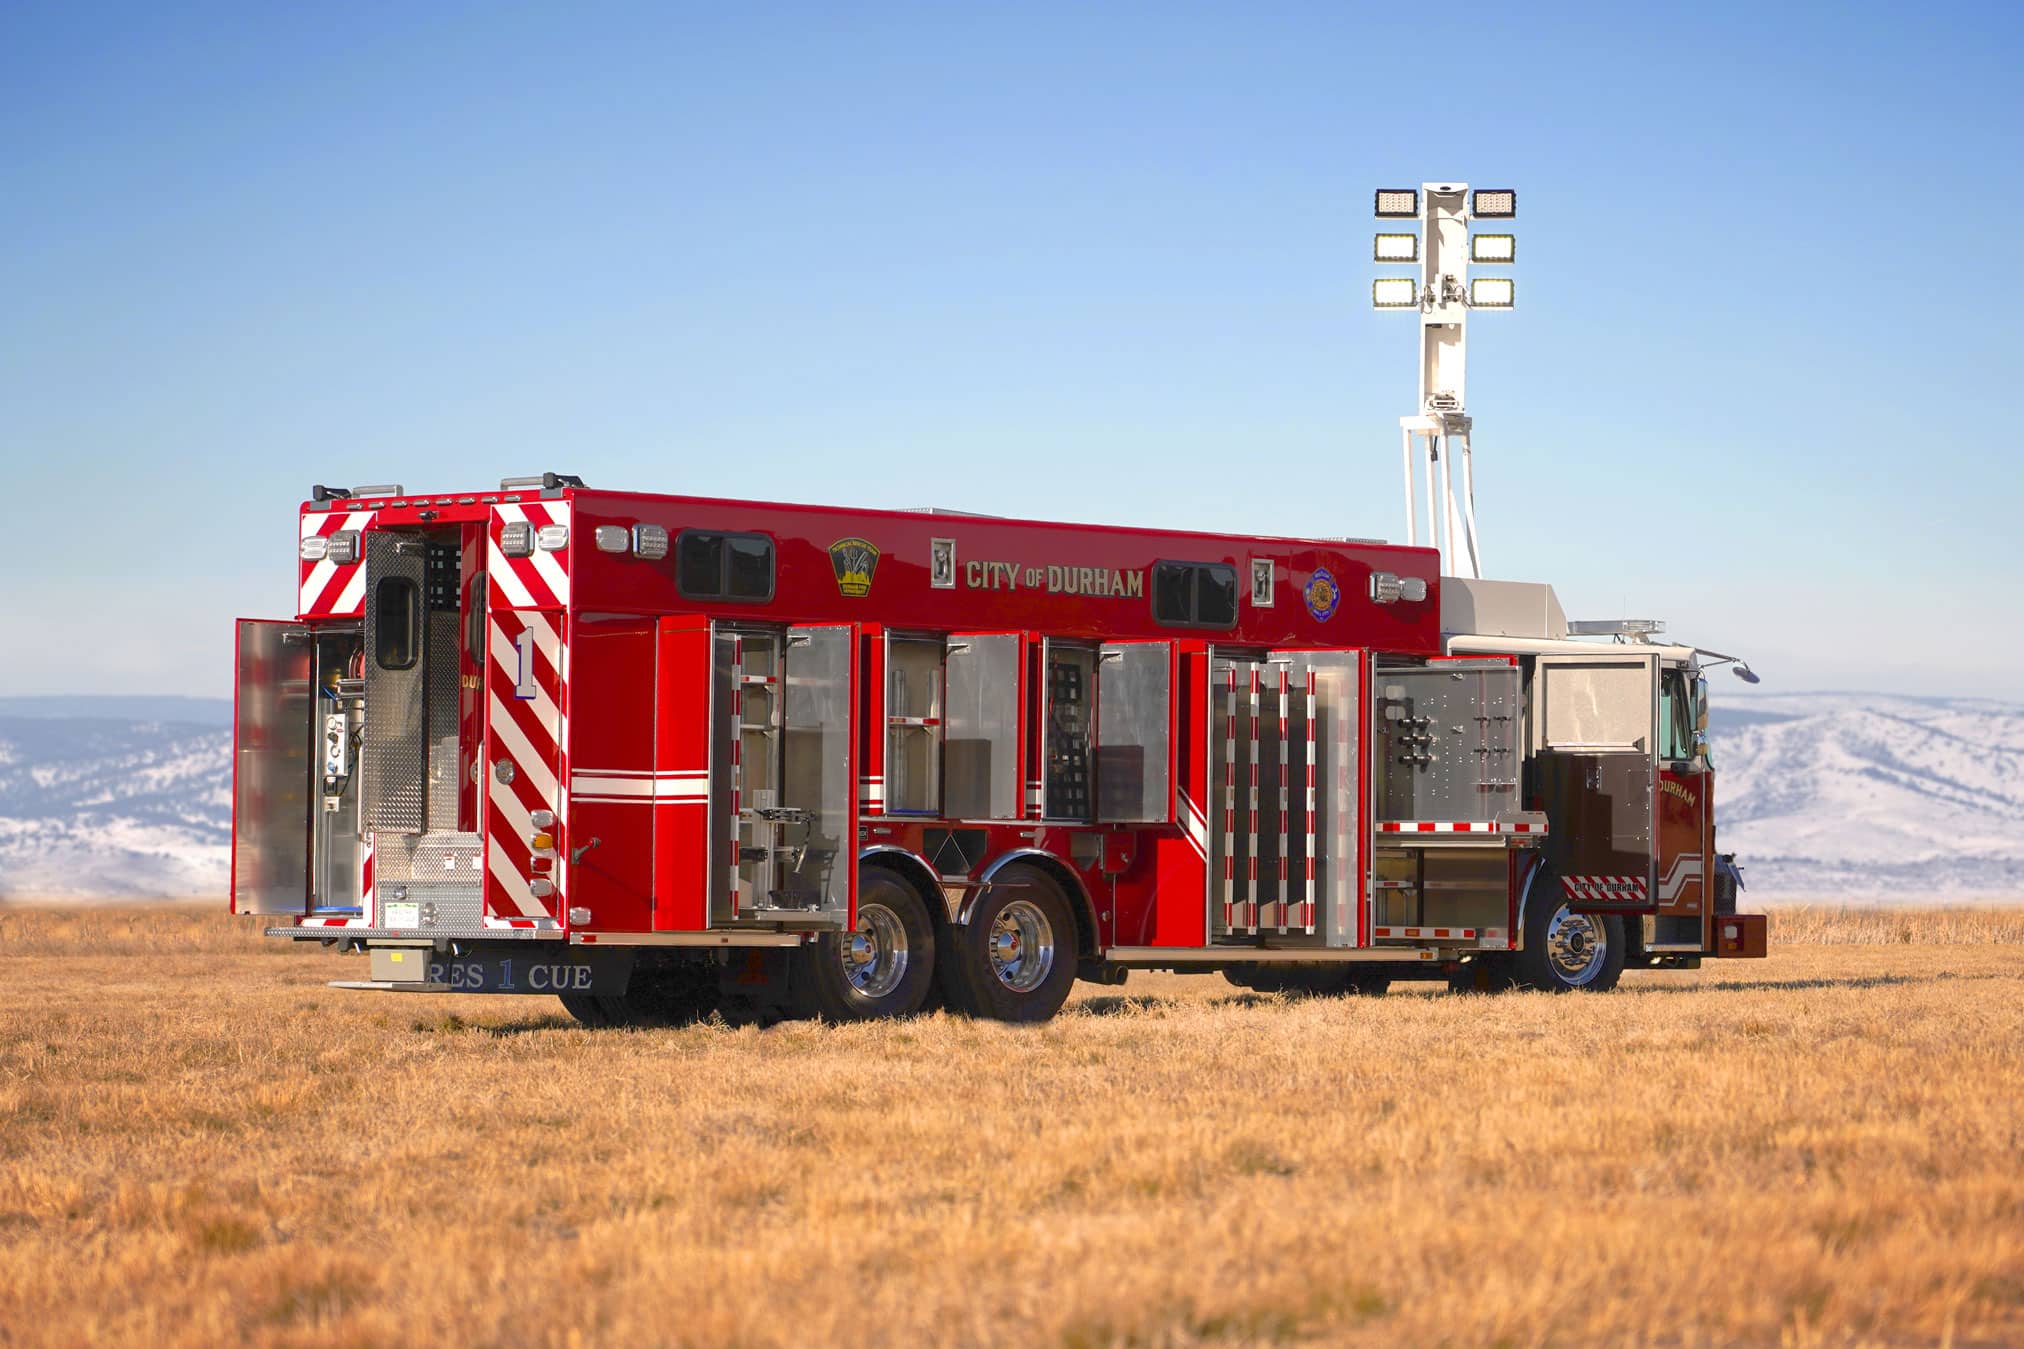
[843,902,909,999]
[1545,905,1607,986]
[987,899,1055,993]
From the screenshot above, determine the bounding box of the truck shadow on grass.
[1622,969,2009,996]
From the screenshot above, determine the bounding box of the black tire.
[1445,955,1518,994]
[1224,964,1390,997]
[794,868,939,1022]
[945,863,1080,1023]
[559,960,717,1027]
[1513,890,1626,993]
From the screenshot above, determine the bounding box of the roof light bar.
[1374,188,1419,218]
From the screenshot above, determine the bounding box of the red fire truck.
[232,472,1763,1024]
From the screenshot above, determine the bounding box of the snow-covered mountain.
[0,693,2018,900]
[1710,692,2024,896]
[0,699,230,899]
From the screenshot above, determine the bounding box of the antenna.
[1373,184,1516,580]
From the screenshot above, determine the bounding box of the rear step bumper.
[265,925,563,943]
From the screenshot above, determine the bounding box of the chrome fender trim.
[965,848,1098,955]
[1513,856,1551,954]
[856,844,947,920]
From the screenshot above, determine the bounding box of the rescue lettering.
[964,559,1143,598]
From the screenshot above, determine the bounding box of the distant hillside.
[1709,693,2024,896]
[0,693,2018,900]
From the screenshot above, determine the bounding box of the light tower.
[1373,183,1515,580]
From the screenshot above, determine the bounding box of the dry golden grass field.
[2,905,2022,1347]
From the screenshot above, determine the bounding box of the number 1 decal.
[513,628,539,700]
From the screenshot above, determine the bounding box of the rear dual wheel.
[939,863,1079,1023]
[794,868,940,1022]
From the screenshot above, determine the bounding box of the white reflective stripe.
[329,565,368,616]
[487,693,559,805]
[299,558,336,612]
[486,836,546,917]
[525,504,571,602]
[489,550,537,609]
[1658,854,1703,901]
[1178,792,1210,858]
[485,776,558,914]
[490,624,561,736]
[570,774,709,799]
[519,610,562,668]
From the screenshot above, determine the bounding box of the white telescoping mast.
[1373,183,1515,580]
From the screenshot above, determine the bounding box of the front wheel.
[1514,893,1626,993]
[945,863,1079,1022]
[794,869,939,1022]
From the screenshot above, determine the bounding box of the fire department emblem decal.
[1304,568,1341,621]
[828,537,879,597]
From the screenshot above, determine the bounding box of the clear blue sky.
[3,2,2019,699]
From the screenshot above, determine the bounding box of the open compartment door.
[777,623,857,926]
[1531,653,1658,911]
[232,619,313,915]
[1096,640,1173,823]
[945,632,1025,821]
[1207,649,1365,945]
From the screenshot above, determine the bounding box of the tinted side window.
[374,578,419,670]
[726,535,774,601]
[1152,562,1194,625]
[1151,560,1239,630]
[675,530,775,603]
[678,531,725,598]
[1196,564,1238,628]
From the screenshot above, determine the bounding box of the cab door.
[1654,666,1712,943]
[1531,653,1658,911]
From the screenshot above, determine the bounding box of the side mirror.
[1694,676,1710,732]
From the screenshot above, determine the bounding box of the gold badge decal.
[828,537,879,597]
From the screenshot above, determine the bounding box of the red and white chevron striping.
[1560,874,1649,903]
[487,501,572,609]
[485,609,566,920]
[297,509,377,617]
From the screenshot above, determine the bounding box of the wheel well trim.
[968,847,1099,958]
[1514,855,1552,953]
[857,845,945,921]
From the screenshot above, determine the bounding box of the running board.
[568,931,812,948]
[1104,946,1440,965]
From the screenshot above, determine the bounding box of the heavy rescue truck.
[232,475,1764,1023]
[232,183,1764,1021]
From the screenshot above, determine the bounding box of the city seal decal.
[1303,568,1341,621]
[828,537,879,597]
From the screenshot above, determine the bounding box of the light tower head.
[1372,182,1517,580]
